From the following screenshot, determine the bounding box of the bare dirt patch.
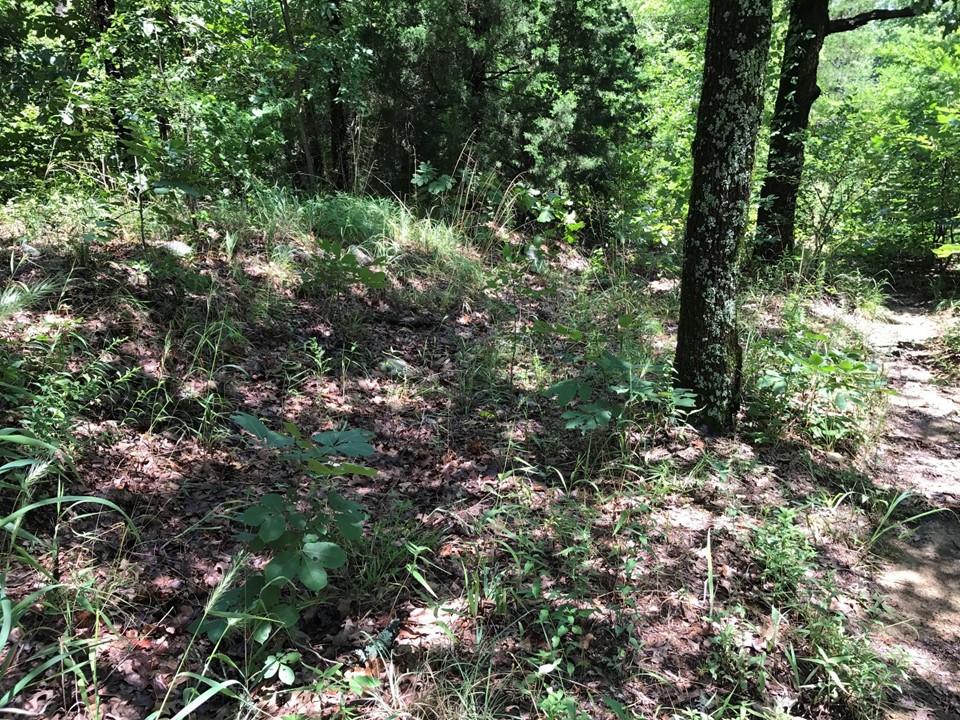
[845,301,960,719]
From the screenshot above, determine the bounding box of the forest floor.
[842,302,960,719]
[2,202,960,720]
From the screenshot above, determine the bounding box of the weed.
[0,431,139,710]
[704,506,909,718]
[544,348,696,435]
[862,490,943,554]
[196,414,372,641]
[750,507,818,602]
[745,300,888,451]
[299,237,386,298]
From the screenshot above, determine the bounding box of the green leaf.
[0,431,58,453]
[251,620,272,645]
[272,604,299,628]
[259,582,281,608]
[544,378,587,407]
[231,414,294,447]
[328,491,366,516]
[298,556,328,591]
[933,243,960,258]
[310,429,375,457]
[258,513,286,542]
[302,541,347,569]
[599,350,632,375]
[242,506,270,526]
[349,674,381,695]
[411,162,435,187]
[265,549,300,585]
[336,463,377,478]
[335,514,364,542]
[307,459,338,476]
[260,494,286,511]
[427,174,454,194]
[278,664,296,685]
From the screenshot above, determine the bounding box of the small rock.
[379,357,417,378]
[159,239,194,257]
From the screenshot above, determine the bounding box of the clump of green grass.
[704,507,907,719]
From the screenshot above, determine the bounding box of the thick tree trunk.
[675,0,772,431]
[755,0,921,262]
[754,0,828,261]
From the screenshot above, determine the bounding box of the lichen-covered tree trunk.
[674,0,772,431]
[754,0,828,262]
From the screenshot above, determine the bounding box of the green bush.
[745,304,888,451]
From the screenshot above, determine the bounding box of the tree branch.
[827,6,920,34]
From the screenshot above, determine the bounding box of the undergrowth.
[0,189,914,720]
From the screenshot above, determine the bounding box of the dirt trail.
[849,302,960,719]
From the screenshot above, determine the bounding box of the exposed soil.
[843,301,960,719]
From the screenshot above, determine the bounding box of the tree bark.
[755,0,921,262]
[754,0,828,261]
[328,0,352,191]
[675,0,773,431]
[277,0,316,190]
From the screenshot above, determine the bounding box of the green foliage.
[195,414,370,645]
[411,162,456,196]
[749,508,818,601]
[746,303,888,451]
[706,508,907,719]
[537,687,588,720]
[299,237,387,296]
[515,186,585,245]
[544,348,695,434]
[363,0,645,200]
[803,20,960,269]
[529,602,594,679]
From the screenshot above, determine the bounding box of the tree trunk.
[277,0,316,190]
[754,0,828,261]
[91,0,133,172]
[328,0,352,191]
[675,0,773,431]
[755,0,921,262]
[465,2,494,143]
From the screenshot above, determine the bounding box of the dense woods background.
[2,0,957,263]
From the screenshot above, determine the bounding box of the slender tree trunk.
[754,0,828,261]
[755,0,922,262]
[675,0,773,431]
[465,2,493,142]
[328,0,351,191]
[277,0,316,190]
[91,0,133,172]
